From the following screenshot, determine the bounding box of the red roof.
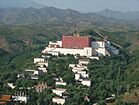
[62,35,91,49]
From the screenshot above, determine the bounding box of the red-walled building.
[62,35,91,49]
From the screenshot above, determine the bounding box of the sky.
[33,0,139,12]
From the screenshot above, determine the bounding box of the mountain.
[0,7,131,27]
[0,0,44,8]
[97,8,139,25]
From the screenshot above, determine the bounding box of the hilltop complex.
[42,32,119,58]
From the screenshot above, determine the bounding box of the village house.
[81,79,91,87]
[34,58,45,63]
[37,62,48,67]
[7,83,16,89]
[0,95,13,105]
[52,88,66,96]
[12,95,28,104]
[56,81,67,86]
[52,97,66,105]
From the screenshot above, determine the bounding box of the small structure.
[34,58,45,63]
[81,79,91,87]
[52,88,66,96]
[79,59,90,65]
[7,83,16,89]
[38,67,47,73]
[0,95,13,105]
[12,95,27,104]
[75,73,80,80]
[56,81,67,86]
[34,83,47,93]
[37,62,48,67]
[52,97,65,105]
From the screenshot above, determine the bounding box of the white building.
[56,81,67,86]
[34,58,45,63]
[25,69,43,75]
[81,74,89,78]
[12,95,28,103]
[81,80,91,87]
[7,83,16,89]
[77,70,87,75]
[42,47,93,57]
[38,67,47,73]
[42,35,119,58]
[37,62,48,67]
[52,97,65,105]
[79,60,90,65]
[52,88,66,96]
[75,73,80,80]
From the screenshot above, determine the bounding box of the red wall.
[62,36,91,49]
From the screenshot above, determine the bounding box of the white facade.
[7,83,16,89]
[72,66,87,73]
[42,47,93,57]
[81,80,91,87]
[12,96,28,103]
[37,62,48,67]
[34,58,45,63]
[52,97,65,105]
[69,64,77,68]
[89,56,99,60]
[79,60,90,65]
[38,67,47,73]
[56,81,67,86]
[75,73,80,80]
[57,41,62,47]
[25,69,43,75]
[95,48,107,56]
[77,70,87,75]
[81,74,89,78]
[48,41,62,48]
[52,88,66,96]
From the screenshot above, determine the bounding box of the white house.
[37,62,48,67]
[34,58,45,63]
[52,88,66,96]
[75,73,80,80]
[7,83,16,89]
[77,70,87,75]
[79,60,90,65]
[81,80,91,87]
[52,97,65,105]
[72,66,87,73]
[56,81,67,86]
[81,74,89,78]
[12,95,28,103]
[38,67,47,73]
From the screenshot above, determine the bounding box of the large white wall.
[42,47,93,57]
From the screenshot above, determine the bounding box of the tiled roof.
[0,95,11,102]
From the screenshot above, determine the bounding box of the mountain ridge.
[0,7,134,27]
[0,0,44,8]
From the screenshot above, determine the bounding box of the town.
[0,31,119,105]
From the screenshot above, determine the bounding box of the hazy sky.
[33,0,139,12]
